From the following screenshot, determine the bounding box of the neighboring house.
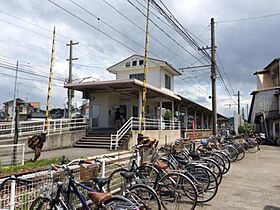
[30,102,41,112]
[3,98,33,121]
[65,55,228,149]
[249,58,280,144]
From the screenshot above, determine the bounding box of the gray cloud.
[0,0,280,117]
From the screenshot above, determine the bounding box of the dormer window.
[132,60,137,66]
[125,62,130,67]
[139,60,144,65]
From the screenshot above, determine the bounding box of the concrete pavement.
[197,145,280,210]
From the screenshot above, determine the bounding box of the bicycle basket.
[80,163,100,182]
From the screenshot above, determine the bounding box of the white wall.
[116,66,175,92]
[89,93,109,128]
[250,89,278,123]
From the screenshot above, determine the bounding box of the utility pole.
[237,90,240,115]
[11,61,19,135]
[210,17,217,135]
[12,101,19,165]
[140,0,150,133]
[66,40,78,119]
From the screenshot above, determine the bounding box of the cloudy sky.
[1,0,280,118]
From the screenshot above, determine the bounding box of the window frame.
[165,74,171,90]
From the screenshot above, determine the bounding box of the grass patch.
[0,156,69,177]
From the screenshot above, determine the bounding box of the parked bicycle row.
[0,135,260,210]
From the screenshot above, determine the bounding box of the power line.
[178,77,209,98]
[100,0,191,65]
[216,54,235,95]
[126,0,204,64]
[0,61,65,82]
[0,57,66,80]
[217,12,280,23]
[0,71,64,88]
[0,9,116,66]
[68,0,145,52]
[153,0,211,60]
[47,0,139,54]
[74,63,105,69]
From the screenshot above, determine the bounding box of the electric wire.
[47,0,139,54]
[217,12,280,23]
[100,0,191,65]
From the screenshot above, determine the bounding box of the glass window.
[129,73,145,81]
[132,60,137,66]
[165,74,171,89]
[125,62,130,67]
[139,60,144,65]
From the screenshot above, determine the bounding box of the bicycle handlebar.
[0,176,32,190]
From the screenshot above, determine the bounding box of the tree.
[163,110,172,120]
[238,123,254,135]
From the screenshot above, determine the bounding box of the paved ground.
[197,145,280,210]
[24,145,280,209]
[24,147,120,161]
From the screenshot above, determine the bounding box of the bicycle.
[30,159,138,210]
[107,145,198,210]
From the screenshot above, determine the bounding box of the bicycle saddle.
[88,192,112,205]
[154,160,169,170]
[120,171,136,180]
[92,177,109,188]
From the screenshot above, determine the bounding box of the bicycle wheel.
[214,151,231,174]
[246,140,259,153]
[200,158,222,185]
[107,168,130,194]
[184,164,218,203]
[235,146,246,161]
[209,152,226,174]
[30,197,58,210]
[126,183,161,210]
[102,195,139,210]
[157,172,197,210]
[222,145,238,162]
[136,164,160,188]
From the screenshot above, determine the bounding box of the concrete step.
[83,136,111,139]
[79,139,111,144]
[81,137,111,142]
[75,141,111,145]
[73,143,112,149]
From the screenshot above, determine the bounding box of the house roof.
[3,98,26,105]
[107,54,182,76]
[253,58,280,75]
[65,79,181,101]
[65,79,228,119]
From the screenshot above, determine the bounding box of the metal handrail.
[110,117,133,150]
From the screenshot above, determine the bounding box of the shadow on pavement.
[264,206,280,210]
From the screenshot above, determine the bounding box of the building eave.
[65,79,181,101]
[250,86,280,95]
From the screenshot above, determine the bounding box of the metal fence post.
[22,144,25,165]
[10,176,16,210]
[54,120,56,132]
[101,160,106,178]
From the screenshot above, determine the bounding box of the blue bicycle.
[30,159,138,210]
